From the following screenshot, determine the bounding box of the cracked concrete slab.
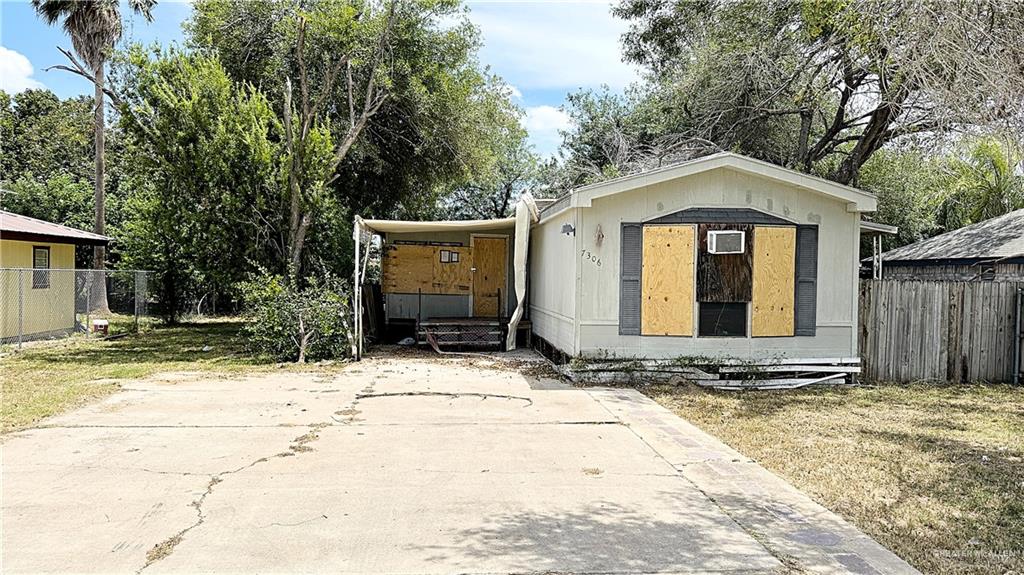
[2,354,915,574]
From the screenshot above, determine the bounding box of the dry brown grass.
[643,382,1024,575]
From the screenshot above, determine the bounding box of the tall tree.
[114,50,279,321]
[611,0,1024,184]
[188,0,510,276]
[32,0,156,309]
[280,4,397,274]
[0,89,94,186]
[443,79,537,219]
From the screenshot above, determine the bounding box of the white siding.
[570,166,861,359]
[528,208,578,354]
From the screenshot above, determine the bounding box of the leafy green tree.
[0,89,94,184]
[114,49,279,321]
[443,79,538,219]
[553,85,707,190]
[857,149,945,254]
[187,0,515,274]
[936,137,1024,232]
[2,175,95,231]
[1,175,99,267]
[609,0,1024,184]
[445,135,538,220]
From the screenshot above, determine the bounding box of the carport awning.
[359,217,516,234]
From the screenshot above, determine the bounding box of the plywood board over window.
[383,244,435,293]
[752,226,796,336]
[641,225,694,336]
[432,247,471,293]
[383,244,471,295]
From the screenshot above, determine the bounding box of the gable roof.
[0,210,109,246]
[882,209,1024,263]
[550,152,876,214]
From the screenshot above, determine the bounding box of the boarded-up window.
[751,226,795,337]
[794,226,818,336]
[383,244,471,294]
[641,225,695,336]
[619,223,642,335]
[697,223,753,302]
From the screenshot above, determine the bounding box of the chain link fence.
[1,268,153,347]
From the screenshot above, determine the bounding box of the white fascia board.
[570,152,878,212]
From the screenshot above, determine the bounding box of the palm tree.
[937,137,1024,232]
[32,0,155,311]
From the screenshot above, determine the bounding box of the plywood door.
[752,226,796,336]
[472,236,507,317]
[641,225,695,336]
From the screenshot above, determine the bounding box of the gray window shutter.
[794,226,818,336]
[619,223,642,335]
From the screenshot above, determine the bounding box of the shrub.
[237,272,354,362]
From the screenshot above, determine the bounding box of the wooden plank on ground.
[702,373,848,389]
[751,226,795,337]
[719,365,861,374]
[641,225,695,336]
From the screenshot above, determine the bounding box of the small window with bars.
[707,230,745,254]
[32,246,50,289]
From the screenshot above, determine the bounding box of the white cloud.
[468,3,639,91]
[0,46,45,94]
[508,84,523,100]
[523,105,572,157]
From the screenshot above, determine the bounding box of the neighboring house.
[354,152,880,363]
[529,152,878,361]
[0,210,109,342]
[878,208,1024,281]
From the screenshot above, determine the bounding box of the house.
[0,210,109,342]
[528,152,878,361]
[353,152,880,364]
[877,208,1024,281]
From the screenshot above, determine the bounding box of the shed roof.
[0,210,109,246]
[881,208,1024,262]
[544,152,877,215]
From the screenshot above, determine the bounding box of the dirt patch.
[144,533,183,565]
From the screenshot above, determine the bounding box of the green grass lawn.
[643,382,1024,575]
[1,320,286,434]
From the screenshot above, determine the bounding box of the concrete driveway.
[2,351,918,574]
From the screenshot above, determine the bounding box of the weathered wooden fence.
[859,279,1023,383]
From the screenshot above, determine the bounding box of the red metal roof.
[0,210,109,245]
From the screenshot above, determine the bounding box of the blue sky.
[0,0,638,157]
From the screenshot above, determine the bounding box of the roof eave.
[0,230,109,246]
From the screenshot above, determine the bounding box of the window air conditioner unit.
[708,230,745,254]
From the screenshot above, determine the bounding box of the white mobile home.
[528,152,878,361]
